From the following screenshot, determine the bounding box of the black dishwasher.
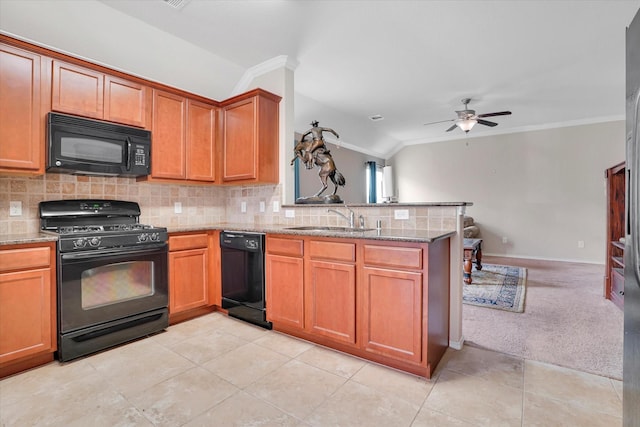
[220,231,271,329]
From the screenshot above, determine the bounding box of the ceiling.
[99,0,640,157]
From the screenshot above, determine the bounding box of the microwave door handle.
[125,137,132,171]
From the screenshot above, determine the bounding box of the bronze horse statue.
[291,139,346,197]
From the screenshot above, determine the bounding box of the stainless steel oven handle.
[61,244,167,261]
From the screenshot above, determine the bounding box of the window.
[366,161,384,203]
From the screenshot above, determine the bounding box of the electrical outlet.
[174,202,182,214]
[578,240,585,248]
[241,201,247,213]
[285,209,295,218]
[394,209,409,220]
[259,201,265,212]
[9,201,22,216]
[273,201,280,212]
[502,236,508,244]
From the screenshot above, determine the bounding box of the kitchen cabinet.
[169,233,210,323]
[145,90,218,183]
[221,89,281,184]
[265,234,451,378]
[361,244,424,364]
[0,42,49,175]
[0,242,57,378]
[305,240,357,346]
[265,235,305,329]
[604,161,625,309]
[51,60,150,128]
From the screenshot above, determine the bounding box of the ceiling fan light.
[457,119,477,132]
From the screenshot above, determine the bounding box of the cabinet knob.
[619,290,625,296]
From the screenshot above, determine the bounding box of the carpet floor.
[462,256,623,380]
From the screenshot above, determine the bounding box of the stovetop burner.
[39,199,168,252]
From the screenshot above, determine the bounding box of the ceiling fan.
[424,98,512,133]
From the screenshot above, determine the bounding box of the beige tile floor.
[0,312,623,426]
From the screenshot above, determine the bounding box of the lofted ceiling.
[99,0,640,157]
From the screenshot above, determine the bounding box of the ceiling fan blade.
[477,119,498,127]
[424,119,455,126]
[477,111,512,118]
[445,124,458,132]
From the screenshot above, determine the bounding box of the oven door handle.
[61,244,167,261]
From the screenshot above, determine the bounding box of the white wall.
[389,121,626,263]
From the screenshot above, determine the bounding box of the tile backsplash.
[1,174,459,235]
[0,174,282,235]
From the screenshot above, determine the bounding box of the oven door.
[59,244,168,333]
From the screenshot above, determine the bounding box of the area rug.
[463,264,527,313]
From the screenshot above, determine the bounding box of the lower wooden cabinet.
[169,232,211,324]
[0,242,57,377]
[265,236,305,329]
[265,234,451,378]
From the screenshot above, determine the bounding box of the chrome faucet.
[328,206,355,228]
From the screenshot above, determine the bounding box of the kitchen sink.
[285,226,375,232]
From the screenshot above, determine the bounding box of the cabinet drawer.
[169,233,208,251]
[363,245,422,270]
[267,236,303,257]
[309,240,355,262]
[0,247,51,272]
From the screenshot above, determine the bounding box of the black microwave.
[47,113,151,177]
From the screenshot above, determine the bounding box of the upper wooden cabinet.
[51,60,150,128]
[145,90,217,183]
[0,42,49,175]
[221,89,281,184]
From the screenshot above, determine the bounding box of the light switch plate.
[273,201,280,212]
[9,201,22,216]
[259,201,266,212]
[241,201,247,213]
[174,202,182,214]
[394,209,409,220]
[285,209,295,218]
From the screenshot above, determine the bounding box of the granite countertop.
[0,224,456,247]
[0,231,59,246]
[167,223,456,243]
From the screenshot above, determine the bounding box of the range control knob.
[74,238,86,248]
[149,233,159,241]
[138,233,148,242]
[89,237,101,247]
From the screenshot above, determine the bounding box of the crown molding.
[232,55,299,96]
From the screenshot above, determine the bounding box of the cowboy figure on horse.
[291,121,346,198]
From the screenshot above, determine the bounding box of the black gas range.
[39,199,169,362]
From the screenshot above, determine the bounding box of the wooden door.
[104,75,149,128]
[0,43,44,173]
[306,260,357,345]
[222,97,257,181]
[52,60,104,119]
[152,90,186,179]
[0,269,53,363]
[266,254,304,329]
[169,248,209,314]
[360,267,423,364]
[186,99,217,182]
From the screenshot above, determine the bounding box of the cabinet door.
[222,97,257,181]
[306,260,357,345]
[52,60,104,119]
[186,99,217,182]
[104,75,149,128]
[266,254,304,329]
[169,248,209,313]
[152,90,186,179]
[0,269,53,363]
[0,44,44,173]
[360,267,423,364]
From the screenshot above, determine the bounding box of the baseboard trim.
[482,252,605,265]
[449,336,465,350]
